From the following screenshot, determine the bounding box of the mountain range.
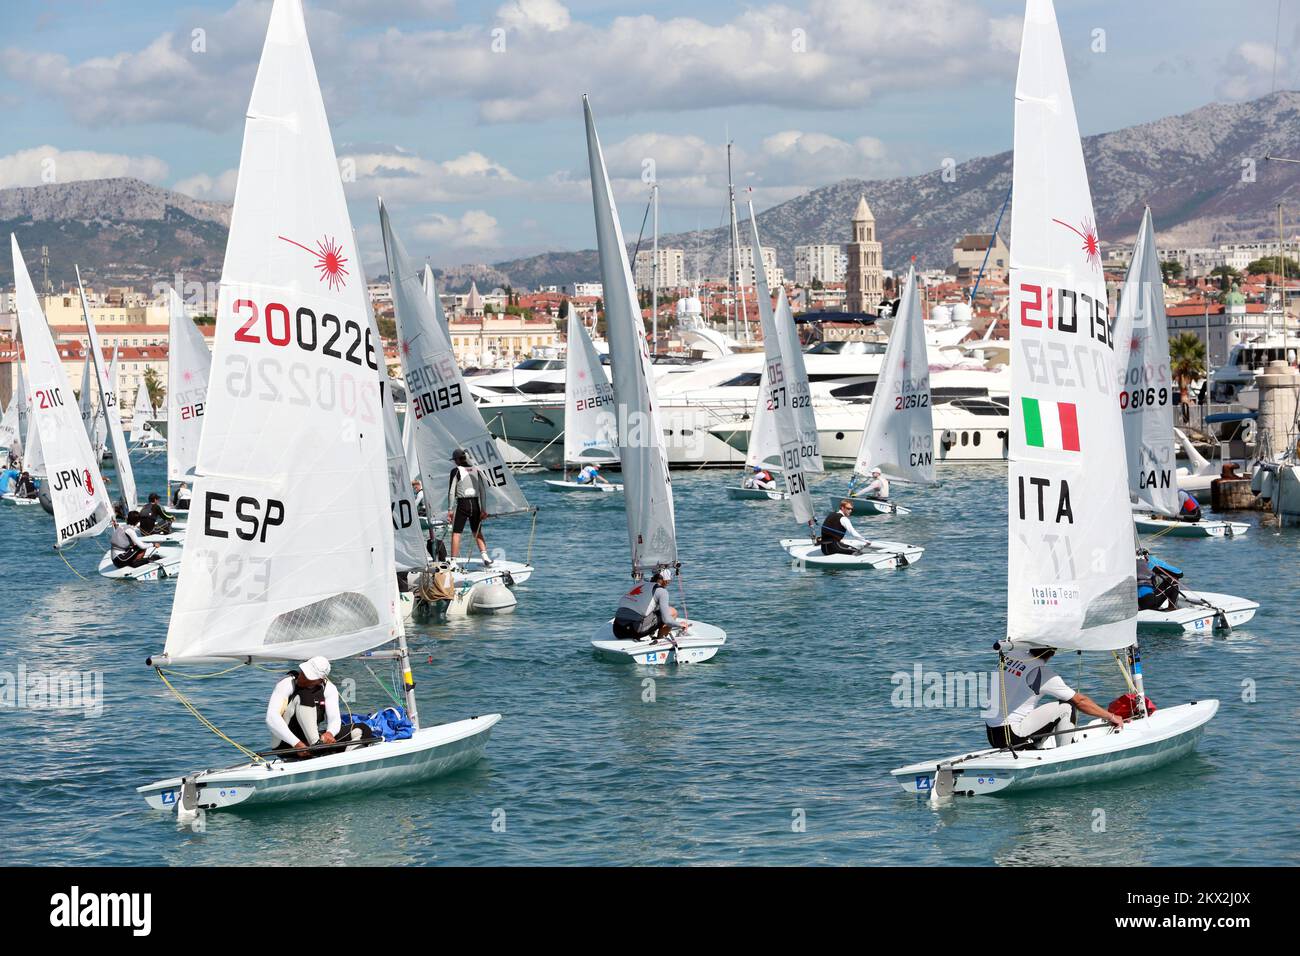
[4,91,1300,293]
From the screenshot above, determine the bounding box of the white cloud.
[5,0,1019,130]
[0,146,168,188]
[173,168,239,201]
[412,209,501,247]
[341,147,521,203]
[1217,36,1298,101]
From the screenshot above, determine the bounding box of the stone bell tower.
[845,194,883,314]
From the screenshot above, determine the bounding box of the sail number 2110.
[232,299,379,371]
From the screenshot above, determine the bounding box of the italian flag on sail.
[1022,397,1080,452]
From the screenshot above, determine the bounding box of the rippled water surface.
[1,457,1295,865]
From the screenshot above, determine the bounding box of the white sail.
[562,306,618,466]
[1114,208,1178,517]
[747,211,819,524]
[1007,0,1135,652]
[14,362,31,453]
[380,201,531,519]
[78,355,96,451]
[162,0,397,663]
[583,96,676,572]
[78,269,136,511]
[401,402,420,485]
[132,376,156,436]
[0,393,16,452]
[359,258,427,572]
[421,263,449,336]
[166,288,211,484]
[853,267,935,484]
[21,356,45,477]
[743,368,782,470]
[10,235,112,544]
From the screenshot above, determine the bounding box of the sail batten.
[583,97,676,573]
[1006,0,1135,652]
[162,0,397,663]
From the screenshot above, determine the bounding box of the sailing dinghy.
[732,211,922,570]
[380,201,531,610]
[1,364,40,506]
[583,97,726,664]
[726,360,790,501]
[892,0,1215,798]
[544,305,624,494]
[165,287,211,517]
[10,237,121,557]
[138,0,498,814]
[832,266,933,517]
[1117,210,1250,541]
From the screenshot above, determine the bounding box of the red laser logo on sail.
[84,469,94,496]
[279,235,350,291]
[1051,216,1101,271]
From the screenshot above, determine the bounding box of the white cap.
[871,467,882,476]
[300,656,331,681]
[656,567,672,583]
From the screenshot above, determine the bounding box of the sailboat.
[129,374,164,455]
[3,361,46,505]
[165,287,211,515]
[380,201,533,606]
[544,305,623,494]
[583,97,726,664]
[832,266,934,517]
[0,391,18,460]
[1118,218,1249,540]
[893,0,1216,797]
[77,352,104,465]
[138,0,499,814]
[725,359,789,501]
[1114,210,1256,632]
[742,211,922,570]
[9,235,114,544]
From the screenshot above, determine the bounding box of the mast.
[726,143,749,343]
[651,182,659,357]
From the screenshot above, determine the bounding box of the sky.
[0,0,1296,274]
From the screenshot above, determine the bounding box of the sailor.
[1177,489,1203,523]
[445,448,492,567]
[0,466,18,495]
[820,499,870,556]
[411,478,426,516]
[859,467,890,500]
[983,647,1123,750]
[576,462,609,486]
[612,567,679,640]
[744,465,776,491]
[109,512,157,569]
[1136,550,1181,611]
[138,492,174,535]
[171,482,192,511]
[13,470,38,499]
[265,657,361,759]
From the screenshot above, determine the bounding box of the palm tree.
[1168,332,1206,410]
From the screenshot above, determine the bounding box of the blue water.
[1,456,1296,865]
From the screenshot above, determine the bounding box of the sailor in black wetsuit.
[138,493,174,535]
[820,499,870,556]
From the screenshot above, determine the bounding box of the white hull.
[892,700,1218,797]
[591,619,727,664]
[98,548,184,581]
[451,556,532,585]
[1133,514,1249,538]
[728,485,788,501]
[828,494,911,516]
[780,537,924,569]
[544,479,623,494]
[1137,589,1259,634]
[139,715,501,812]
[1,493,40,506]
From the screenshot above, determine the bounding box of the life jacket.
[1135,556,1155,597]
[1180,493,1200,514]
[284,670,329,721]
[821,511,847,542]
[755,470,772,483]
[109,525,132,555]
[614,582,664,633]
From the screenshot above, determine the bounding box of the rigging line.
[159,662,248,681]
[156,668,263,763]
[1272,0,1283,95]
[526,507,538,565]
[629,191,654,270]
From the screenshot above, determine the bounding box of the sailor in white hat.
[266,656,343,757]
[860,466,890,502]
